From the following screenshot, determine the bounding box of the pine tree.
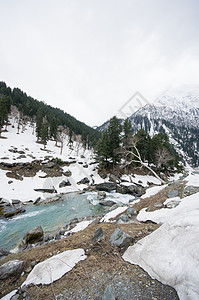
[107,116,122,164]
[123,118,133,147]
[40,121,49,149]
[0,96,11,136]
[36,108,44,141]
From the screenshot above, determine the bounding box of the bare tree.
[120,137,165,184]
[56,126,69,155]
[155,147,174,169]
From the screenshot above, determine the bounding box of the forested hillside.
[0,81,100,148]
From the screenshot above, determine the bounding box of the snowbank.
[100,206,128,222]
[68,220,92,233]
[0,290,17,300]
[123,192,199,300]
[22,249,86,286]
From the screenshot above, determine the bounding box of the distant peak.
[153,85,199,110]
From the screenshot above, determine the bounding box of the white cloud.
[0,0,199,126]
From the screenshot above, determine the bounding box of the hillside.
[0,82,100,148]
[97,85,199,166]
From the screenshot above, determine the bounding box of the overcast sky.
[0,0,199,126]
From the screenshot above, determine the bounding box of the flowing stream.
[0,193,105,251]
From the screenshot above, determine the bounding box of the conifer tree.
[123,118,133,147]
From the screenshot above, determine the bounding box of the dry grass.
[0,222,159,299]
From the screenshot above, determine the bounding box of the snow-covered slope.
[129,85,199,166]
[123,172,199,300]
[0,118,103,203]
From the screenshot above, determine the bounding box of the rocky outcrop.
[95,182,117,192]
[0,199,25,218]
[77,177,90,185]
[24,226,44,244]
[99,200,116,206]
[91,227,104,245]
[34,188,57,193]
[0,260,24,279]
[97,191,106,200]
[0,248,10,257]
[110,228,133,251]
[59,180,71,188]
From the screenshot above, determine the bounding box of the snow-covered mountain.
[97,85,199,166]
[129,85,199,166]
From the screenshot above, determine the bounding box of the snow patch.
[22,249,86,286]
[123,192,199,300]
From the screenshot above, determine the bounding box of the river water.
[0,193,105,251]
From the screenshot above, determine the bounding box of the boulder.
[109,174,120,183]
[118,214,130,222]
[95,182,117,192]
[34,188,57,193]
[110,228,133,250]
[33,197,41,204]
[59,180,71,188]
[63,170,72,177]
[99,200,116,206]
[83,164,88,168]
[77,177,90,185]
[127,207,137,217]
[0,248,10,257]
[167,190,179,198]
[11,199,21,205]
[116,184,129,194]
[0,260,24,279]
[44,162,55,168]
[0,205,26,218]
[24,226,44,244]
[91,227,104,245]
[165,200,181,209]
[97,191,106,200]
[127,185,145,197]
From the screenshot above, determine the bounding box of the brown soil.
[0,221,180,300]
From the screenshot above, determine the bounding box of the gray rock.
[109,174,120,183]
[167,190,179,198]
[12,199,21,205]
[33,197,41,204]
[165,200,181,209]
[127,207,137,217]
[63,170,72,177]
[116,185,129,194]
[110,228,133,250]
[91,227,104,244]
[24,226,44,244]
[95,182,117,192]
[1,205,26,218]
[128,185,145,197]
[118,214,130,222]
[69,217,79,225]
[97,191,106,200]
[44,162,55,168]
[99,200,116,206]
[34,188,57,193]
[0,248,11,257]
[0,260,24,279]
[59,180,71,188]
[102,285,116,300]
[78,177,90,184]
[83,164,88,168]
[44,233,55,242]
